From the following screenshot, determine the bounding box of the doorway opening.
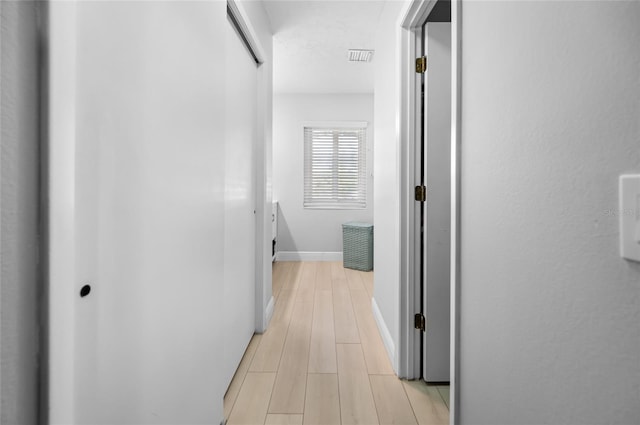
[399,0,460,422]
[418,2,452,383]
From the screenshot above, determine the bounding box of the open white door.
[422,21,452,382]
[47,2,227,423]
[223,11,258,389]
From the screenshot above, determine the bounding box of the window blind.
[304,126,366,209]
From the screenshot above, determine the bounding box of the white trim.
[275,251,343,262]
[263,296,275,331]
[450,1,462,423]
[46,1,78,421]
[397,0,437,381]
[372,297,397,372]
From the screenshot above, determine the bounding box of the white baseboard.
[372,297,397,374]
[275,251,343,262]
[264,296,275,329]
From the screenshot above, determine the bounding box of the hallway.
[224,262,449,425]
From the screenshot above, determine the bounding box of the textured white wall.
[460,2,640,424]
[372,0,405,372]
[0,2,40,423]
[273,94,374,253]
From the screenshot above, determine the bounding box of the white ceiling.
[263,0,386,94]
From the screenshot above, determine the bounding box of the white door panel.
[50,2,227,423]
[422,22,452,382]
[224,17,258,389]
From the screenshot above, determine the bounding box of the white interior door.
[223,14,258,389]
[422,21,452,382]
[49,2,227,423]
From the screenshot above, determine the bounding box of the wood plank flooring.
[224,261,449,425]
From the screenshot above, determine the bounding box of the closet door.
[49,2,227,423]
[223,12,258,389]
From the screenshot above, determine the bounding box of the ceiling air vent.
[348,49,374,62]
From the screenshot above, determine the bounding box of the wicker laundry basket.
[342,222,374,271]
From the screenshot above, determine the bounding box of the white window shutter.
[304,126,366,209]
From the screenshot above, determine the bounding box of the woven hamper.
[342,222,373,271]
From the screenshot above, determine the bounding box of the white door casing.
[398,0,437,382]
[398,0,461,422]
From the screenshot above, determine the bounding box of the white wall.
[459,2,640,424]
[372,0,406,373]
[0,2,41,423]
[273,94,374,254]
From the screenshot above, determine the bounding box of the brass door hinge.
[414,313,426,331]
[415,56,427,73]
[415,185,426,202]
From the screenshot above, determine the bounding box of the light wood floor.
[224,261,449,425]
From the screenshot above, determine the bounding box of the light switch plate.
[619,174,640,262]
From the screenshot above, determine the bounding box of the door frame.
[44,2,79,421]
[398,0,461,423]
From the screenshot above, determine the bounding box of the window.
[304,124,367,209]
